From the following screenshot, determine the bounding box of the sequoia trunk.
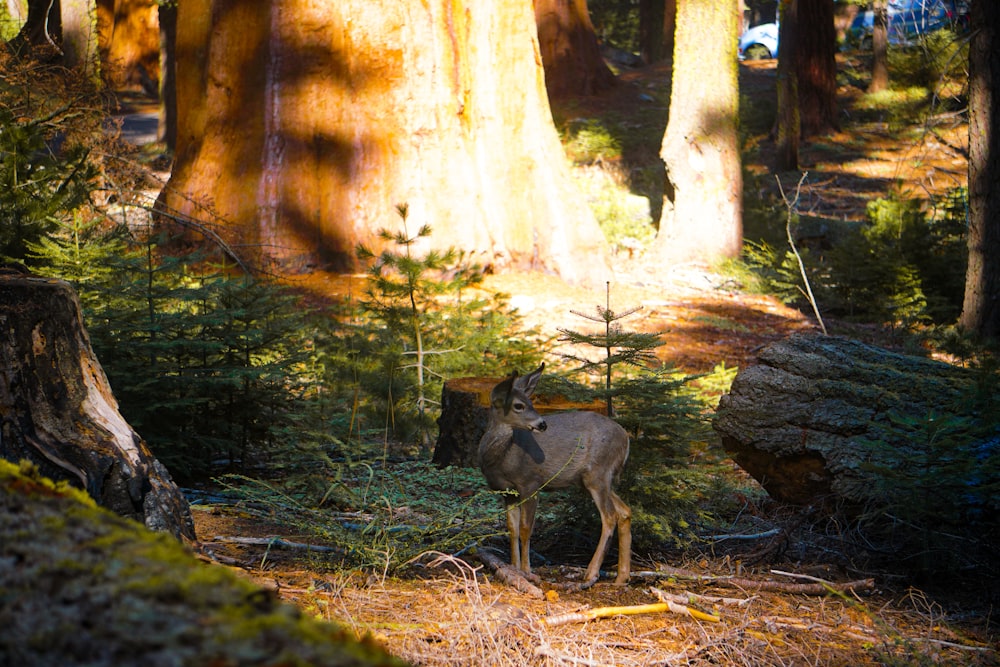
[159,0,611,287]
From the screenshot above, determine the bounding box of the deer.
[477,363,631,586]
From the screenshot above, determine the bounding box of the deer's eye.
[512,402,524,412]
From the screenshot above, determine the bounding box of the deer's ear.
[491,372,517,409]
[516,363,544,397]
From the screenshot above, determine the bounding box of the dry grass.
[196,508,998,667]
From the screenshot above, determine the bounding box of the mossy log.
[433,376,606,468]
[713,333,990,508]
[0,459,406,667]
[0,269,194,540]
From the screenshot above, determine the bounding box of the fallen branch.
[703,528,782,542]
[211,535,341,553]
[650,586,755,608]
[542,600,721,627]
[475,548,544,599]
[642,565,875,595]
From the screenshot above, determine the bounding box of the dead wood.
[0,271,194,540]
[644,564,875,595]
[475,548,545,598]
[211,535,343,553]
[714,333,987,509]
[541,599,721,627]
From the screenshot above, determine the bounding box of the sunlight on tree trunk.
[62,0,100,82]
[959,0,1000,339]
[652,0,742,264]
[158,0,611,287]
[95,0,160,92]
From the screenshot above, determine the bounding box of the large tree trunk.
[796,0,837,137]
[96,0,160,93]
[714,334,993,511]
[0,269,194,541]
[959,0,1000,339]
[10,0,62,58]
[158,0,611,288]
[534,0,616,98]
[651,0,742,264]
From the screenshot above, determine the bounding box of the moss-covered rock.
[0,459,407,667]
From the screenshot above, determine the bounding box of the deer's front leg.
[505,500,522,571]
[518,496,539,575]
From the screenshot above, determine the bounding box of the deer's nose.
[536,420,548,432]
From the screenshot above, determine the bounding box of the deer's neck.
[478,420,515,471]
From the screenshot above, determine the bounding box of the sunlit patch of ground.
[193,508,998,667]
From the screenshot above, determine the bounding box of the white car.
[739,22,778,60]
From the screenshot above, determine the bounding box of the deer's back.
[480,411,628,495]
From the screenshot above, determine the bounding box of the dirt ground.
[184,59,995,665]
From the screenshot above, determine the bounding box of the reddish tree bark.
[639,0,676,64]
[96,0,160,92]
[960,0,1000,339]
[868,0,890,93]
[796,0,838,137]
[535,0,616,98]
[158,0,611,287]
[774,0,800,171]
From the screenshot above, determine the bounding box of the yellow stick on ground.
[542,600,721,627]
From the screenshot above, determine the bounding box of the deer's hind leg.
[583,483,632,586]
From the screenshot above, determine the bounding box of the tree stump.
[0,269,195,541]
[433,376,606,468]
[713,333,991,510]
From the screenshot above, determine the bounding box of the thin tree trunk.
[157,1,176,149]
[868,0,889,93]
[774,0,799,171]
[959,0,1000,339]
[796,0,838,137]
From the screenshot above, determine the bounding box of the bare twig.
[777,172,827,335]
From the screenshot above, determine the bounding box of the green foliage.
[852,387,1000,575]
[614,368,719,547]
[562,119,622,164]
[31,225,318,482]
[558,284,663,415]
[0,105,97,262]
[741,189,968,328]
[218,461,503,571]
[587,0,640,52]
[351,206,543,447]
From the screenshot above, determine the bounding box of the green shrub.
[741,189,967,328]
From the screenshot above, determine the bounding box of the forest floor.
[172,58,997,665]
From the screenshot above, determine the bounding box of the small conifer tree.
[558,282,663,416]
